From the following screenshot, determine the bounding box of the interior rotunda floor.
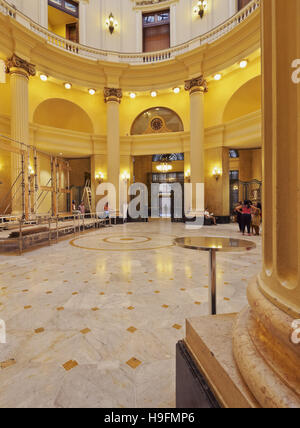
[0,220,262,408]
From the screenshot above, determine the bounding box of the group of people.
[72,201,86,216]
[235,200,262,236]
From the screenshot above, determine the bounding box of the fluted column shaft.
[6,54,35,217]
[259,0,300,317]
[185,76,207,212]
[104,88,122,214]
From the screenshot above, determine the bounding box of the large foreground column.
[233,0,300,407]
[6,54,35,217]
[104,87,122,215]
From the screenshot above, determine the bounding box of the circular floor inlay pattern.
[103,236,151,244]
[69,233,174,252]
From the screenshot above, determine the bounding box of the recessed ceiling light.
[40,74,48,82]
[173,87,180,94]
[88,88,96,95]
[64,82,72,90]
[214,74,222,81]
[239,60,248,69]
[151,91,157,97]
[130,92,136,99]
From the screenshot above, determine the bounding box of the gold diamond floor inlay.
[126,358,142,369]
[0,359,16,369]
[63,360,78,372]
[173,324,182,330]
[0,222,261,408]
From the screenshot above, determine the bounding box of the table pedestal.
[209,250,217,315]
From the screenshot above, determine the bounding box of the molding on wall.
[0,5,261,91]
[0,110,262,157]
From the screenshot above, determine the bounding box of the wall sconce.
[212,167,222,181]
[106,13,118,34]
[185,169,191,182]
[28,165,35,177]
[95,172,104,184]
[121,172,130,183]
[194,0,208,19]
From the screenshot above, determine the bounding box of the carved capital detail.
[6,54,36,78]
[104,87,123,103]
[184,75,208,94]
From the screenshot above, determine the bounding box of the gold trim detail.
[6,54,36,77]
[104,87,123,103]
[69,236,174,252]
[184,75,208,94]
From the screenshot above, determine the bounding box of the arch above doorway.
[131,107,184,135]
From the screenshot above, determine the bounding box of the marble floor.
[0,220,262,408]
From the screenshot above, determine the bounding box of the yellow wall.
[223,76,261,122]
[34,99,94,133]
[69,158,90,187]
[29,78,106,135]
[0,80,11,117]
[0,149,11,212]
[204,56,261,128]
[204,147,230,216]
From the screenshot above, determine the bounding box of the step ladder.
[82,179,92,213]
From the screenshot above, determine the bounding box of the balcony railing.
[0,0,260,65]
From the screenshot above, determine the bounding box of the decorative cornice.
[132,0,179,12]
[104,87,123,103]
[184,75,208,94]
[6,54,36,77]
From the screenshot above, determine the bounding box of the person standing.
[251,202,262,236]
[235,201,243,232]
[236,200,253,236]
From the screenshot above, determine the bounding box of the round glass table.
[174,237,256,315]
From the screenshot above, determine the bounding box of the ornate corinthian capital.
[104,87,123,103]
[6,54,36,77]
[184,75,208,94]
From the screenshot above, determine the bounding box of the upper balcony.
[0,0,260,66]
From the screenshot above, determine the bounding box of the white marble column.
[135,10,143,52]
[79,0,88,45]
[6,54,36,217]
[39,0,48,28]
[104,87,122,215]
[170,3,177,47]
[185,76,207,185]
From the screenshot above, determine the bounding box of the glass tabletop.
[174,236,256,252]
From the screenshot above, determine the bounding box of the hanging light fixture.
[194,0,208,19]
[106,13,118,34]
[156,155,173,173]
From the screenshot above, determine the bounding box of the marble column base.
[184,314,259,408]
[233,279,300,408]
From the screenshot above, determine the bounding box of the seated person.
[72,200,81,216]
[204,208,217,225]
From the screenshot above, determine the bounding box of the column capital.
[6,54,36,79]
[104,87,123,103]
[184,75,208,95]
